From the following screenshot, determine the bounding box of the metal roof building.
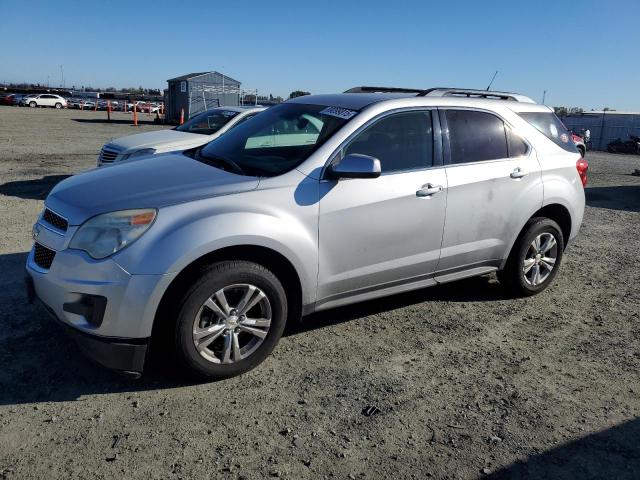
[165,71,241,123]
[561,111,640,151]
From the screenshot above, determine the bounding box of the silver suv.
[25,87,586,379]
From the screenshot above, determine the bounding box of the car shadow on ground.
[71,118,161,126]
[0,175,71,200]
[488,418,640,479]
[585,185,640,213]
[0,248,505,406]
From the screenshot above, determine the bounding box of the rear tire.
[171,260,287,380]
[55,102,62,109]
[577,145,585,158]
[498,217,564,296]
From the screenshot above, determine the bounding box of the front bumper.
[28,274,147,376]
[25,238,177,375]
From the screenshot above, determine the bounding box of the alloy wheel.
[522,232,558,286]
[192,283,272,364]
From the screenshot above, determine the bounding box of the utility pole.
[541,90,547,104]
[60,65,64,88]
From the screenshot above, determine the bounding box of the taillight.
[576,158,589,187]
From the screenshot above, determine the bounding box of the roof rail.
[344,86,426,94]
[344,86,535,103]
[418,88,535,103]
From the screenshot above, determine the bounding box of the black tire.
[172,260,287,379]
[577,145,585,158]
[29,101,37,108]
[55,102,62,109]
[498,217,564,296]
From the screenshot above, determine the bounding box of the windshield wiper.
[196,149,246,176]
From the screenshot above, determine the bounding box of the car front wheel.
[29,101,37,108]
[172,260,287,379]
[499,217,564,296]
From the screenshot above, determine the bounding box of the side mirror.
[328,153,381,179]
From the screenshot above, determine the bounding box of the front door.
[317,109,447,307]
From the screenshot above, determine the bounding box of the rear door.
[436,108,543,277]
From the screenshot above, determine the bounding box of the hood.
[46,152,260,225]
[111,129,209,152]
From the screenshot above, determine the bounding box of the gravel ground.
[0,106,639,480]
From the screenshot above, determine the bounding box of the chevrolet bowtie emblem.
[32,224,40,240]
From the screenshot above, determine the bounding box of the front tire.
[172,261,287,379]
[29,101,37,108]
[499,217,564,296]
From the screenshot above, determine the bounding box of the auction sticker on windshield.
[320,106,358,119]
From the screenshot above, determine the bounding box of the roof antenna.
[486,70,498,91]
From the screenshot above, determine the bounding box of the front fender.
[113,187,319,306]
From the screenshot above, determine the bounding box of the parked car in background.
[571,133,586,157]
[19,94,38,106]
[28,87,586,379]
[607,135,640,154]
[0,93,15,105]
[97,106,266,166]
[23,94,67,108]
[10,94,29,106]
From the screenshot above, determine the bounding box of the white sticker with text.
[320,106,358,119]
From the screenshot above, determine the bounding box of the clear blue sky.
[1,0,639,110]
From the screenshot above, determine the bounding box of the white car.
[97,106,266,166]
[24,94,67,109]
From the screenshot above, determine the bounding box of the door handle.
[510,167,528,179]
[416,183,443,197]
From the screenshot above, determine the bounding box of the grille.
[42,208,68,231]
[99,144,122,163]
[34,243,56,270]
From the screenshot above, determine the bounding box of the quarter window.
[446,110,508,164]
[507,128,529,157]
[344,111,434,172]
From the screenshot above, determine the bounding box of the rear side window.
[518,112,578,153]
[344,111,434,172]
[507,128,529,157]
[446,110,508,164]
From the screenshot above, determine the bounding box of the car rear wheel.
[172,260,287,379]
[29,101,37,108]
[55,102,62,109]
[498,217,564,296]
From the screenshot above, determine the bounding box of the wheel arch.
[150,244,304,351]
[500,202,572,270]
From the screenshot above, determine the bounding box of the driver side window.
[343,111,434,173]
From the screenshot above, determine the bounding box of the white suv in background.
[24,94,67,109]
[97,106,266,166]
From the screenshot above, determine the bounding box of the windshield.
[197,103,357,176]
[176,109,240,135]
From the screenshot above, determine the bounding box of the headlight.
[69,209,157,259]
[120,148,156,161]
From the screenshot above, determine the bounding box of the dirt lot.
[0,106,639,480]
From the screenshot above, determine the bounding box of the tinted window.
[344,111,433,172]
[518,112,579,153]
[507,128,529,157]
[446,110,508,164]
